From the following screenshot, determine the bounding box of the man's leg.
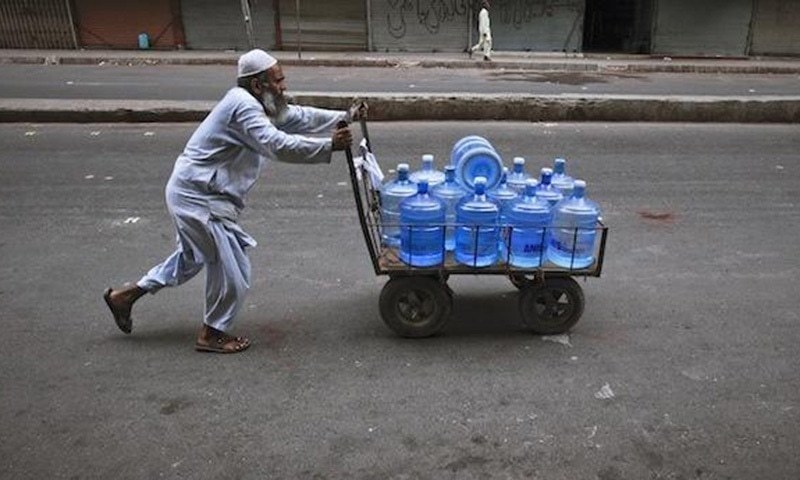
[104,216,206,334]
[483,34,492,60]
[195,221,251,353]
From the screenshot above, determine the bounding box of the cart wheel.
[518,277,585,334]
[509,274,536,290]
[379,276,453,338]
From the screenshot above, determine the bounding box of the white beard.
[262,91,293,122]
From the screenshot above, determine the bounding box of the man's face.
[265,65,287,98]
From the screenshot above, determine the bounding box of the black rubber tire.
[518,277,585,334]
[379,276,453,338]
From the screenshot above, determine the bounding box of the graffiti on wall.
[494,0,582,30]
[386,0,470,39]
[384,0,581,39]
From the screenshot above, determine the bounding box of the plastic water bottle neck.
[513,163,524,174]
[541,172,552,185]
[572,184,585,199]
[398,169,409,182]
[554,159,565,174]
[417,181,429,195]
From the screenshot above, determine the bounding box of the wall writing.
[383,0,581,39]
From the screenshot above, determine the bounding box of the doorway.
[583,0,653,53]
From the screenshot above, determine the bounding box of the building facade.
[1,0,798,56]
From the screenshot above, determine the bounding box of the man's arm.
[238,102,334,164]
[274,105,348,135]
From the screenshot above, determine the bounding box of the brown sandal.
[195,333,251,354]
[103,288,132,334]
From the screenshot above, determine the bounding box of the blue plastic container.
[551,158,575,198]
[547,180,601,269]
[138,33,150,50]
[506,179,552,268]
[487,167,519,262]
[535,167,563,207]
[399,181,446,267]
[380,163,417,247]
[409,154,445,187]
[431,166,467,251]
[506,157,531,194]
[450,135,503,191]
[455,177,500,267]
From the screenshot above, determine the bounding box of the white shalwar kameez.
[470,7,492,59]
[137,86,347,332]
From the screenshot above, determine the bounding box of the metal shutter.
[750,0,800,56]
[74,0,184,49]
[278,0,366,51]
[492,0,584,52]
[0,0,77,49]
[181,0,276,50]
[370,0,469,52]
[651,0,752,57]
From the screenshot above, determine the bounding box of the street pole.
[240,0,255,49]
[296,0,302,59]
[365,0,372,51]
[65,0,78,49]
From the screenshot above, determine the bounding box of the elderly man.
[470,0,492,61]
[103,49,365,354]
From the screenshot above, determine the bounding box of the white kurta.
[471,8,493,59]
[138,86,347,331]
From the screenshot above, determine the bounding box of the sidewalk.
[1,49,799,123]
[2,48,800,74]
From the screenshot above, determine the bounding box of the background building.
[1,0,798,57]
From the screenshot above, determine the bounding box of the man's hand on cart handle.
[331,125,353,151]
[349,100,369,122]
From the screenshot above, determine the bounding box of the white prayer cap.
[237,49,277,78]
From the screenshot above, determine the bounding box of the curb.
[2,54,800,74]
[1,94,799,123]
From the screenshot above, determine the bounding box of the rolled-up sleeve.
[236,102,333,165]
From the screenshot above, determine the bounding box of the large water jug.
[535,167,563,206]
[380,163,417,247]
[399,181,446,267]
[455,177,500,267]
[431,165,467,251]
[487,167,519,262]
[450,135,503,191]
[506,179,552,268]
[551,158,575,198]
[547,180,601,269]
[409,154,445,187]
[506,157,531,194]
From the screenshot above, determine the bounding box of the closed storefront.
[370,0,469,52]
[74,0,185,49]
[0,0,77,49]
[181,0,276,51]
[651,0,752,56]
[492,0,584,52]
[278,0,366,51]
[750,0,800,56]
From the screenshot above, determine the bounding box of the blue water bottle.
[450,135,503,191]
[399,181,446,267]
[487,167,519,262]
[506,179,552,267]
[380,163,417,247]
[535,167,563,207]
[551,158,575,198]
[455,176,500,267]
[410,154,445,187]
[547,180,601,269]
[431,165,467,251]
[506,157,531,194]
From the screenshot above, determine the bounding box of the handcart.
[344,120,608,338]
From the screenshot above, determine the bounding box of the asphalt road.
[1,64,799,100]
[1,122,798,479]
